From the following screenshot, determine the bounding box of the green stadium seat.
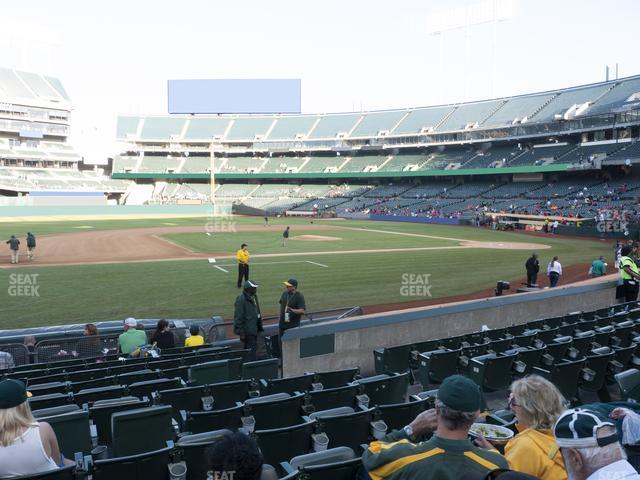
[439,335,463,350]
[466,352,517,391]
[580,347,615,402]
[307,384,359,412]
[116,369,158,385]
[593,325,616,348]
[27,381,68,396]
[261,373,315,395]
[615,368,640,402]
[373,344,412,376]
[611,344,637,372]
[242,358,279,381]
[7,463,77,480]
[506,346,544,376]
[155,384,208,418]
[307,407,373,451]
[28,392,72,410]
[355,372,409,406]
[542,336,573,365]
[534,328,560,345]
[418,349,461,385]
[90,397,149,445]
[160,366,190,381]
[568,331,596,359]
[68,367,111,383]
[185,404,244,434]
[376,397,432,431]
[74,385,125,405]
[483,328,508,341]
[38,410,92,458]
[32,404,80,418]
[91,446,172,480]
[111,405,174,457]
[283,446,360,480]
[254,421,316,468]
[177,429,232,480]
[244,392,306,429]
[533,357,586,403]
[488,338,514,354]
[69,377,116,393]
[313,368,360,389]
[188,359,241,385]
[511,331,536,348]
[613,320,637,347]
[127,377,181,398]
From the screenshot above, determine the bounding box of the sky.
[1,0,639,163]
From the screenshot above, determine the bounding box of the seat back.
[111,405,174,457]
[263,374,315,395]
[254,421,316,466]
[177,429,232,480]
[209,379,252,409]
[307,384,358,411]
[313,368,359,389]
[376,397,432,431]
[615,368,640,401]
[28,393,72,411]
[299,457,362,480]
[289,446,355,469]
[582,348,615,392]
[128,377,182,398]
[312,409,373,451]
[32,404,80,419]
[245,392,305,429]
[156,385,208,418]
[92,446,172,480]
[373,344,411,375]
[418,349,460,385]
[90,397,149,445]
[469,353,516,391]
[186,404,244,434]
[242,358,279,381]
[189,359,235,386]
[38,411,92,458]
[74,385,125,405]
[27,382,68,396]
[116,369,157,385]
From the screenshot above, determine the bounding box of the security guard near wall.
[620,245,640,303]
[236,243,250,289]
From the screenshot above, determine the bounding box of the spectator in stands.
[185,325,205,348]
[620,245,640,302]
[486,375,567,480]
[0,350,15,371]
[362,375,508,479]
[278,278,306,355]
[23,336,36,363]
[554,408,640,480]
[525,253,540,287]
[206,432,265,480]
[590,256,607,277]
[547,256,562,287]
[82,323,101,358]
[234,280,262,361]
[236,243,250,289]
[117,317,148,355]
[0,379,73,476]
[6,235,20,264]
[26,232,36,261]
[151,319,175,350]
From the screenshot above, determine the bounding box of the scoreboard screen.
[167,79,301,114]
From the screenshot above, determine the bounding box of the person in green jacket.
[590,256,607,277]
[362,375,508,480]
[233,280,263,361]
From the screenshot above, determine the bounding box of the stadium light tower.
[426,0,514,100]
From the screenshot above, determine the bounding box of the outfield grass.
[0,217,611,328]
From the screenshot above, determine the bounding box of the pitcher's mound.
[292,235,342,242]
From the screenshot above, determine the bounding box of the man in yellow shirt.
[236,243,250,289]
[185,325,205,348]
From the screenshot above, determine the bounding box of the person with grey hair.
[554,407,640,480]
[362,375,508,479]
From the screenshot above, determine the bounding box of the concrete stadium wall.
[281,276,619,377]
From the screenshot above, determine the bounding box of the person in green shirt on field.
[590,256,607,277]
[117,318,148,354]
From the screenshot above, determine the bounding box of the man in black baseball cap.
[0,378,32,408]
[362,375,508,479]
[233,280,262,361]
[554,408,639,480]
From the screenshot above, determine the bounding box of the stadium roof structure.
[117,74,640,144]
[0,67,71,109]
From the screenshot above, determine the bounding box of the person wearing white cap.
[117,317,148,355]
[554,408,640,480]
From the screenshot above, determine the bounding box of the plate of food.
[469,423,514,445]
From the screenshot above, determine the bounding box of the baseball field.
[0,215,612,329]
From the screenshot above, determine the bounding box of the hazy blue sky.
[1,0,639,160]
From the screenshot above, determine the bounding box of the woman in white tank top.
[0,379,72,477]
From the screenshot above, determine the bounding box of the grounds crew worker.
[236,243,250,289]
[26,232,36,261]
[233,280,262,361]
[362,375,508,480]
[278,278,306,355]
[6,235,20,264]
[620,245,640,302]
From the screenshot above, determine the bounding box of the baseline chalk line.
[306,260,328,268]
